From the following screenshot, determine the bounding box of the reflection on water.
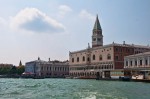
[0,78,150,99]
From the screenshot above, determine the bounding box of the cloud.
[0,17,8,32]
[79,10,95,21]
[0,17,7,27]
[58,5,72,17]
[10,7,65,34]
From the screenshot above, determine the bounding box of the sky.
[0,0,150,66]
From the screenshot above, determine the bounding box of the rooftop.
[70,42,150,54]
[125,51,150,58]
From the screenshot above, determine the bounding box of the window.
[130,61,132,66]
[126,61,128,66]
[135,60,137,66]
[140,60,142,65]
[107,54,111,60]
[93,55,95,60]
[72,58,74,63]
[77,57,79,62]
[128,49,130,53]
[115,48,118,52]
[93,38,96,41]
[99,55,102,61]
[87,57,90,62]
[115,56,119,60]
[83,56,85,61]
[120,48,122,52]
[98,38,101,41]
[145,59,148,65]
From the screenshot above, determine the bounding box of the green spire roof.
[93,15,102,30]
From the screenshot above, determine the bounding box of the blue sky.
[0,0,150,65]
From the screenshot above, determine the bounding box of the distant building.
[24,58,69,78]
[69,15,150,78]
[0,64,13,69]
[124,51,150,79]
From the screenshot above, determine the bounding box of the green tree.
[10,66,17,74]
[17,66,25,75]
[0,67,11,75]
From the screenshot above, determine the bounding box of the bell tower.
[92,15,103,47]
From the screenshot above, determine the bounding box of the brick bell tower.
[92,15,103,47]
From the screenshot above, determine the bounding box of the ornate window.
[83,56,85,61]
[140,60,142,65]
[126,61,128,66]
[72,58,74,63]
[99,55,102,61]
[130,61,132,66]
[107,54,111,60]
[77,57,79,62]
[93,55,95,60]
[135,60,137,66]
[87,57,90,62]
[145,59,148,65]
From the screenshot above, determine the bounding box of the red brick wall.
[113,46,134,69]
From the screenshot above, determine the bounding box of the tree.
[10,66,17,74]
[17,66,25,75]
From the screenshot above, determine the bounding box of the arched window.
[87,57,90,62]
[107,54,111,60]
[140,60,142,65]
[83,56,85,61]
[72,58,74,63]
[93,55,95,60]
[77,57,79,62]
[99,55,102,61]
[126,61,128,66]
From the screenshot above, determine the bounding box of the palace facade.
[69,15,150,78]
[24,57,69,78]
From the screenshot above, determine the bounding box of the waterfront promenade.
[0,78,150,99]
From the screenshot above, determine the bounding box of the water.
[0,78,150,99]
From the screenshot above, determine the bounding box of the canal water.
[0,78,150,99]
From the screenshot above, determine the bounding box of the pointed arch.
[87,57,90,62]
[93,55,96,60]
[82,56,85,61]
[107,54,111,60]
[99,55,102,61]
[77,57,79,62]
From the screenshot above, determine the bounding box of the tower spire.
[93,15,102,30]
[19,60,22,66]
[92,14,103,48]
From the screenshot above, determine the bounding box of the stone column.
[148,56,150,67]
[133,59,135,68]
[128,59,130,67]
[137,57,139,67]
[124,59,126,68]
[143,57,145,67]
